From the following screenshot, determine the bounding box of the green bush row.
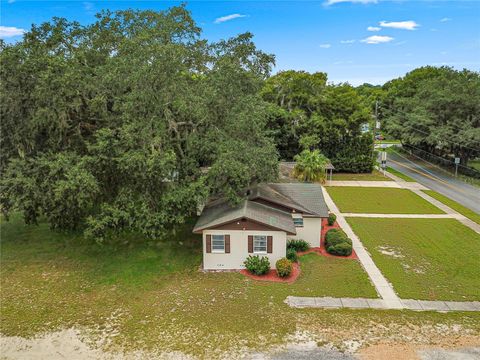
[325,228,352,256]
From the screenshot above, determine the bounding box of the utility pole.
[375,101,379,130]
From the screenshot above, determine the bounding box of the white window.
[293,217,304,227]
[212,235,225,253]
[253,235,267,253]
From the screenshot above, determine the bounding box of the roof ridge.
[266,183,314,214]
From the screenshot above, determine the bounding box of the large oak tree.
[0,6,279,241]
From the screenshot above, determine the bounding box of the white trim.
[253,235,267,254]
[211,234,225,253]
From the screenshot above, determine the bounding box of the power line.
[399,142,480,174]
[399,123,480,152]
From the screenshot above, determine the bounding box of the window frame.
[211,234,225,253]
[253,235,267,254]
[293,217,304,227]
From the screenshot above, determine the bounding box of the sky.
[1,0,479,85]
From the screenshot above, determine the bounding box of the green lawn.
[331,170,392,181]
[285,253,377,298]
[0,214,385,356]
[468,159,480,172]
[347,218,480,301]
[422,190,480,225]
[386,167,416,182]
[327,187,445,214]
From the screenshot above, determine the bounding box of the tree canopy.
[262,71,374,172]
[382,66,480,166]
[0,6,279,241]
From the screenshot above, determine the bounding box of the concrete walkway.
[326,180,428,190]
[285,296,480,312]
[412,189,480,234]
[321,187,404,309]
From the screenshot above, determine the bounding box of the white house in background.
[193,183,329,270]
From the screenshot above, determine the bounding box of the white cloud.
[214,14,247,24]
[319,43,331,48]
[361,35,394,44]
[340,39,355,44]
[7,0,15,3]
[379,20,419,30]
[83,2,93,11]
[367,26,381,31]
[0,25,25,38]
[440,17,451,22]
[325,0,377,5]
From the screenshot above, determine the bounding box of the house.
[193,183,330,270]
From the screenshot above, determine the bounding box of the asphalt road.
[385,150,480,215]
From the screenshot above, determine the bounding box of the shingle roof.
[193,199,296,234]
[193,183,329,233]
[268,183,329,217]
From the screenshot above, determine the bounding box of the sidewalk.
[285,296,480,312]
[321,187,404,309]
[326,180,427,190]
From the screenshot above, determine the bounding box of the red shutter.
[248,235,253,253]
[267,236,273,253]
[206,234,211,253]
[225,235,230,253]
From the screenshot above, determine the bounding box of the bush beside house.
[325,229,353,256]
[286,248,298,262]
[276,258,293,277]
[244,255,270,275]
[328,213,337,226]
[287,239,310,252]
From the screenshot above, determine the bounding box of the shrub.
[286,248,298,262]
[287,239,310,252]
[325,229,351,248]
[327,213,337,226]
[276,258,293,277]
[244,255,270,275]
[327,242,352,256]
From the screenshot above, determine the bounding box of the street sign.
[454,157,460,177]
[381,151,387,169]
[454,157,460,164]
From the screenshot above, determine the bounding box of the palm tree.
[292,150,329,183]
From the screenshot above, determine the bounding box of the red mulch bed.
[240,262,301,283]
[239,219,358,283]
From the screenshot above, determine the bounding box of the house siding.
[288,216,322,247]
[202,229,287,270]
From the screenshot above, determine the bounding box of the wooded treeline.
[1,6,479,240]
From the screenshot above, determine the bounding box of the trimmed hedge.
[327,213,337,226]
[244,255,270,275]
[276,258,293,277]
[286,248,298,262]
[328,242,352,256]
[287,239,310,252]
[325,228,353,257]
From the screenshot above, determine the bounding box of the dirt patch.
[0,328,194,360]
[377,246,404,258]
[358,336,480,360]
